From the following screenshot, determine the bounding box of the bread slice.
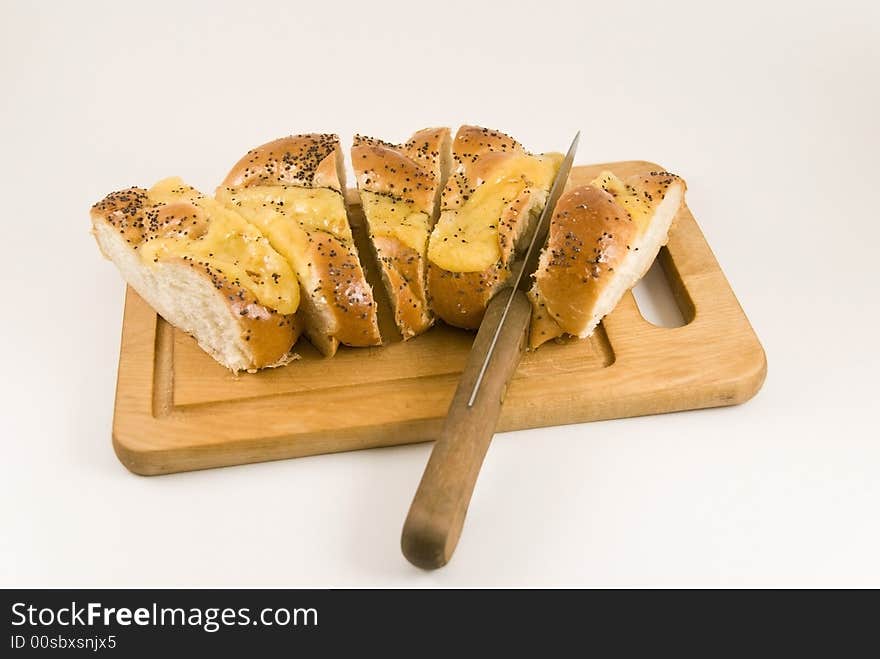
[91,177,302,372]
[426,126,562,329]
[351,128,451,339]
[529,170,686,348]
[216,134,381,356]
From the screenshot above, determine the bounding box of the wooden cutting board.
[111,161,766,475]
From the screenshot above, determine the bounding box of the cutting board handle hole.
[632,249,689,328]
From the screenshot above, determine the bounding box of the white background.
[2,0,878,587]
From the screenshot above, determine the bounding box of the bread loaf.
[91,127,688,371]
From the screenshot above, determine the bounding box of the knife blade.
[401,132,580,569]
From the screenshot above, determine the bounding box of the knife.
[401,132,581,569]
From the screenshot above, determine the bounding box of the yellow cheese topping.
[590,171,653,234]
[138,177,300,314]
[428,153,561,273]
[215,185,352,286]
[359,191,430,254]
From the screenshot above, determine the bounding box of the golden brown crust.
[441,125,525,211]
[221,134,343,192]
[373,236,431,338]
[426,262,506,330]
[352,129,449,214]
[527,289,564,348]
[428,125,553,329]
[533,185,636,336]
[92,188,214,247]
[90,188,301,369]
[625,170,687,206]
[494,188,534,267]
[241,309,302,368]
[223,134,381,354]
[352,128,450,339]
[401,127,451,189]
[305,231,380,347]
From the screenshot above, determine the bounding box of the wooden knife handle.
[401,289,532,569]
